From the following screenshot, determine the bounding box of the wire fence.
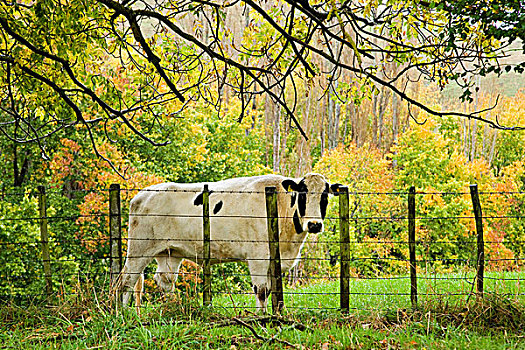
[0,182,524,315]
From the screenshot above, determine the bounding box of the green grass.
[210,271,525,315]
[2,271,525,349]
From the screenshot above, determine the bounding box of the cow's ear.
[282,179,300,192]
[330,183,344,195]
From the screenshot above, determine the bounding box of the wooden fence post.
[202,184,212,306]
[38,185,53,297]
[470,184,484,297]
[109,184,122,287]
[339,186,350,313]
[265,186,283,314]
[408,186,418,310]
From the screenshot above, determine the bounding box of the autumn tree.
[2,0,525,182]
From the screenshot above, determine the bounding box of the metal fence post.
[339,186,350,313]
[202,184,212,306]
[470,184,484,297]
[38,185,53,297]
[265,186,283,314]
[109,184,122,287]
[408,186,418,310]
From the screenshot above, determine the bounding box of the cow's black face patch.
[290,193,297,208]
[213,201,223,214]
[297,180,308,217]
[282,178,308,216]
[320,183,329,219]
[293,210,303,234]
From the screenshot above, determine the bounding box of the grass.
[1,271,525,349]
[211,270,525,315]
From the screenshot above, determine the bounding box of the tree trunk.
[280,115,289,175]
[334,98,341,148]
[264,93,273,168]
[371,89,378,146]
[273,104,281,173]
[13,143,30,187]
[343,100,350,145]
[327,81,341,149]
[470,119,477,161]
[377,86,389,150]
[392,89,399,145]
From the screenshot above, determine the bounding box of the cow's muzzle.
[307,221,323,233]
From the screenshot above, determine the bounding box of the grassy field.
[2,272,525,349]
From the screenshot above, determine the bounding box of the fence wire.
[1,185,525,313]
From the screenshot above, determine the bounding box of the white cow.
[118,173,341,310]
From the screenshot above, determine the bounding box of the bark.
[327,81,340,149]
[377,86,390,150]
[470,119,477,161]
[320,93,326,156]
[463,118,469,160]
[343,100,350,145]
[392,88,399,145]
[13,144,30,187]
[280,115,289,174]
[264,93,273,168]
[482,121,490,159]
[371,89,378,146]
[272,104,281,172]
[334,97,341,147]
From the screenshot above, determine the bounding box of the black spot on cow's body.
[193,190,214,206]
[193,193,203,206]
[320,183,329,219]
[213,201,223,214]
[293,210,303,234]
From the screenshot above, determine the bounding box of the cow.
[117,173,342,311]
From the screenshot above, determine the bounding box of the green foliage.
[0,194,79,296]
[0,195,41,295]
[122,100,270,182]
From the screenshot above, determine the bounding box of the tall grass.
[2,271,525,349]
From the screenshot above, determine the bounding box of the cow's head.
[282,173,343,234]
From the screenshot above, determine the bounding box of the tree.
[2,0,525,173]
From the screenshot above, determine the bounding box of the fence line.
[1,183,524,314]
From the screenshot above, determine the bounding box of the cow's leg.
[154,254,183,293]
[134,272,144,315]
[120,256,153,306]
[248,261,270,312]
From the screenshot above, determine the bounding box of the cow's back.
[127,175,287,261]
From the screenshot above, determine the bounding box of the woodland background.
[1,0,525,298]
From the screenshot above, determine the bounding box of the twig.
[213,315,308,331]
[233,317,298,348]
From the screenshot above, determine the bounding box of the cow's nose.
[307,221,322,233]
